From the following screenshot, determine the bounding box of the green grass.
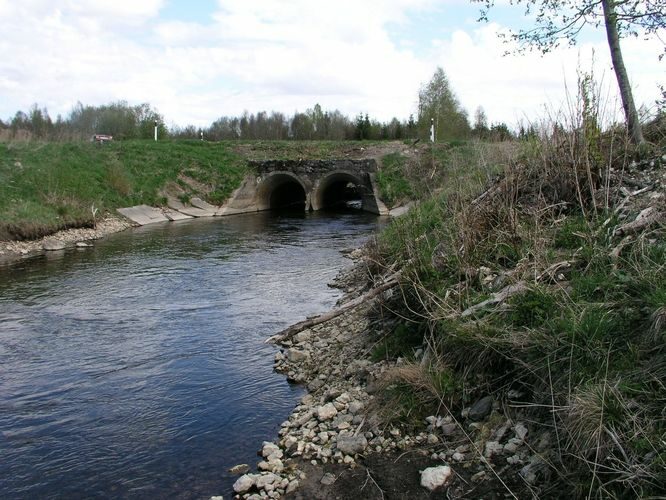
[370,131,666,496]
[377,152,413,207]
[554,214,590,249]
[371,322,424,361]
[0,140,246,240]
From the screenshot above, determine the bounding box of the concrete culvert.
[225,160,388,215]
[314,172,365,211]
[256,173,308,211]
[270,180,306,210]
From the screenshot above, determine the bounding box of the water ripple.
[0,211,383,499]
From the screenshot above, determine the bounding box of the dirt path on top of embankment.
[231,140,417,164]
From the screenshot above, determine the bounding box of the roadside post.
[430,118,436,178]
[154,120,158,141]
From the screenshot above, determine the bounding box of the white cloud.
[0,0,661,128]
[67,0,165,20]
[430,23,664,125]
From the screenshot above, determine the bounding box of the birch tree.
[474,0,665,145]
[418,67,470,141]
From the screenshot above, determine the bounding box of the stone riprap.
[217,257,552,499]
[1,216,131,265]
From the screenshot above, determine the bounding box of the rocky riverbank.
[222,151,666,499]
[0,216,132,266]
[227,257,548,499]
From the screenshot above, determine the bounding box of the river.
[0,211,383,499]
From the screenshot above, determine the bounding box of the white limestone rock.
[336,435,367,455]
[261,442,283,460]
[228,463,249,475]
[504,437,523,454]
[43,239,66,251]
[484,441,504,458]
[316,403,338,421]
[287,349,309,363]
[320,473,336,485]
[420,466,453,491]
[514,422,528,441]
[255,473,280,489]
[232,474,255,494]
[286,480,299,494]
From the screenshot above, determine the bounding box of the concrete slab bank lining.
[116,159,391,226]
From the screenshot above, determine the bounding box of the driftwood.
[266,272,401,343]
[610,235,634,268]
[460,281,528,318]
[613,207,662,237]
[471,182,501,206]
[536,260,575,283]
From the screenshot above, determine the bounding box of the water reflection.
[0,211,383,499]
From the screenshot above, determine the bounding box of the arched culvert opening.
[271,181,307,209]
[257,173,307,211]
[314,172,365,211]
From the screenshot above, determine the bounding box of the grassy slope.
[369,134,665,496]
[0,140,248,240]
[0,139,407,241]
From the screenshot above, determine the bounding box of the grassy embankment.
[0,139,403,241]
[365,119,665,496]
[0,140,251,241]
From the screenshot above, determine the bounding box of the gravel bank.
[225,258,544,499]
[0,216,132,266]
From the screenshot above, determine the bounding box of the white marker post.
[154,120,158,142]
[429,118,436,178]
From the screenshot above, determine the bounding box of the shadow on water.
[0,211,385,499]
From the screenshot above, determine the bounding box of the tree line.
[0,101,167,142]
[0,68,517,143]
[177,106,425,141]
[2,0,662,146]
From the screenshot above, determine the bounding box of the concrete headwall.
[224,159,388,215]
[117,159,390,226]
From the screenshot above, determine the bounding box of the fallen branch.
[537,260,574,283]
[613,207,662,237]
[460,281,528,318]
[266,271,401,343]
[610,235,634,267]
[471,182,501,206]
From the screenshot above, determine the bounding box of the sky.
[0,0,663,128]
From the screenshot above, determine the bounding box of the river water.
[0,211,383,499]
